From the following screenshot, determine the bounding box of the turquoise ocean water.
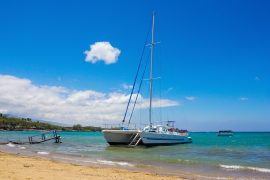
[1,131,270,179]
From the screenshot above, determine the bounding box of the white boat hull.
[102,130,141,145]
[140,132,192,146]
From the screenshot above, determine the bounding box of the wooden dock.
[28,130,61,144]
[4,130,61,145]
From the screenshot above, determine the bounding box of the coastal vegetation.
[0,113,102,132]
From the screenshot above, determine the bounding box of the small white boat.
[217,130,233,136]
[103,12,192,147]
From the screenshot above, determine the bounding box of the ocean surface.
[1,131,270,179]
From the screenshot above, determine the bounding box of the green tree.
[72,124,82,131]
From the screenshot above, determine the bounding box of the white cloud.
[122,83,133,90]
[139,98,179,109]
[84,42,121,64]
[185,96,196,101]
[0,75,179,126]
[239,97,248,101]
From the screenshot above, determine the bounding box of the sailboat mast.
[149,11,155,127]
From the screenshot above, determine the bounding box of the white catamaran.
[102,12,192,146]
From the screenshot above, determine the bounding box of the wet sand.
[0,151,187,180]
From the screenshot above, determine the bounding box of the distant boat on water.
[102,12,192,146]
[217,130,233,136]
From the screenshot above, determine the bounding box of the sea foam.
[220,164,270,173]
[37,151,49,155]
[97,160,134,167]
[6,143,15,147]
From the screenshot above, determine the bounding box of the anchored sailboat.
[102,12,192,146]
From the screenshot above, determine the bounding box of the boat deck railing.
[103,123,144,130]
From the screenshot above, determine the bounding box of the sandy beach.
[0,151,187,180]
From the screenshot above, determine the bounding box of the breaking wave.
[220,164,270,173]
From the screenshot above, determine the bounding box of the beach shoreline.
[0,151,188,180]
[1,131,270,180]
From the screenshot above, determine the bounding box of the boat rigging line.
[122,20,152,125]
[127,54,149,126]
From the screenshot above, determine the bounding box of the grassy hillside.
[0,114,101,132]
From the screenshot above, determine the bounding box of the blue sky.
[0,0,270,131]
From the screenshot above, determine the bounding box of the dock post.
[42,134,45,141]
